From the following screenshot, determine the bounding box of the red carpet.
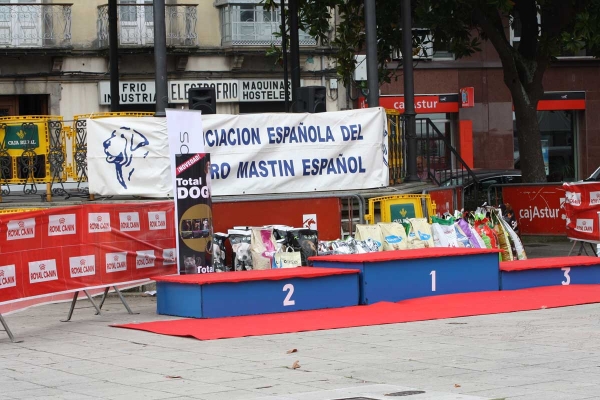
[500,256,600,271]
[152,267,359,285]
[310,247,499,263]
[114,285,600,340]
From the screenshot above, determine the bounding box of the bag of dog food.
[431,216,458,248]
[330,239,354,255]
[318,241,334,256]
[457,218,482,248]
[498,215,527,260]
[228,229,253,271]
[211,232,229,272]
[250,227,277,270]
[406,218,435,249]
[377,222,408,250]
[354,224,384,251]
[285,229,319,265]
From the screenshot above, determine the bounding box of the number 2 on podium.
[283,283,295,306]
[430,270,436,292]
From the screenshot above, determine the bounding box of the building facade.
[0,0,345,120]
[370,25,598,181]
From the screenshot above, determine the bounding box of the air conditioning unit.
[391,31,433,60]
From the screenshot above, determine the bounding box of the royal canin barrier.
[0,201,177,313]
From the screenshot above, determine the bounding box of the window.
[0,0,42,47]
[119,0,154,46]
[218,2,315,46]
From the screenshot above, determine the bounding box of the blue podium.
[311,248,500,304]
[500,256,600,290]
[154,267,360,318]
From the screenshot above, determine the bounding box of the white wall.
[59,82,106,121]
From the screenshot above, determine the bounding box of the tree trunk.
[513,102,547,182]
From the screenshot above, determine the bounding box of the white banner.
[86,108,389,196]
[203,107,388,195]
[87,117,171,196]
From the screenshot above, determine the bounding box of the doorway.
[0,94,48,116]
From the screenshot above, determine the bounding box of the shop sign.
[358,94,460,113]
[168,80,239,103]
[501,184,566,235]
[100,79,295,104]
[239,79,291,102]
[4,125,39,149]
[98,81,156,105]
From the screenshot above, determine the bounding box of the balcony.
[0,3,72,49]
[219,3,316,47]
[97,3,197,48]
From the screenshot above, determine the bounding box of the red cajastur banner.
[501,184,566,235]
[563,182,600,242]
[0,201,177,309]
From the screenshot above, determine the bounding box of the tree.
[267,0,599,182]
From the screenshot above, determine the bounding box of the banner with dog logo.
[175,153,214,274]
[87,108,388,196]
[87,117,171,196]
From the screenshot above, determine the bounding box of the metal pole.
[364,0,379,107]
[402,0,419,182]
[153,0,168,117]
[289,0,301,112]
[108,0,119,112]
[281,0,290,112]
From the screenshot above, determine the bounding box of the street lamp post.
[108,0,119,112]
[364,0,379,108]
[402,0,419,182]
[153,0,168,117]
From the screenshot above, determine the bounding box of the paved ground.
[2,239,600,400]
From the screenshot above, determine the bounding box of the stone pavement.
[2,239,600,400]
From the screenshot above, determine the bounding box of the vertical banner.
[175,153,213,274]
[165,109,206,274]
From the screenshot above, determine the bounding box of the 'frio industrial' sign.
[99,79,292,105]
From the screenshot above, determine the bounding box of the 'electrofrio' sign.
[98,79,293,105]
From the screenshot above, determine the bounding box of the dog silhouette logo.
[103,127,150,189]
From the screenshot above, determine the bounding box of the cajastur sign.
[358,94,460,114]
[502,184,566,235]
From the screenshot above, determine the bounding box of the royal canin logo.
[59,218,65,224]
[127,215,132,221]
[0,270,4,277]
[113,255,119,262]
[80,259,86,265]
[97,216,102,222]
[18,221,24,228]
[39,264,46,271]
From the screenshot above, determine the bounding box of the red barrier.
[502,184,566,235]
[0,202,177,309]
[212,197,342,240]
[563,182,600,243]
[428,188,455,216]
